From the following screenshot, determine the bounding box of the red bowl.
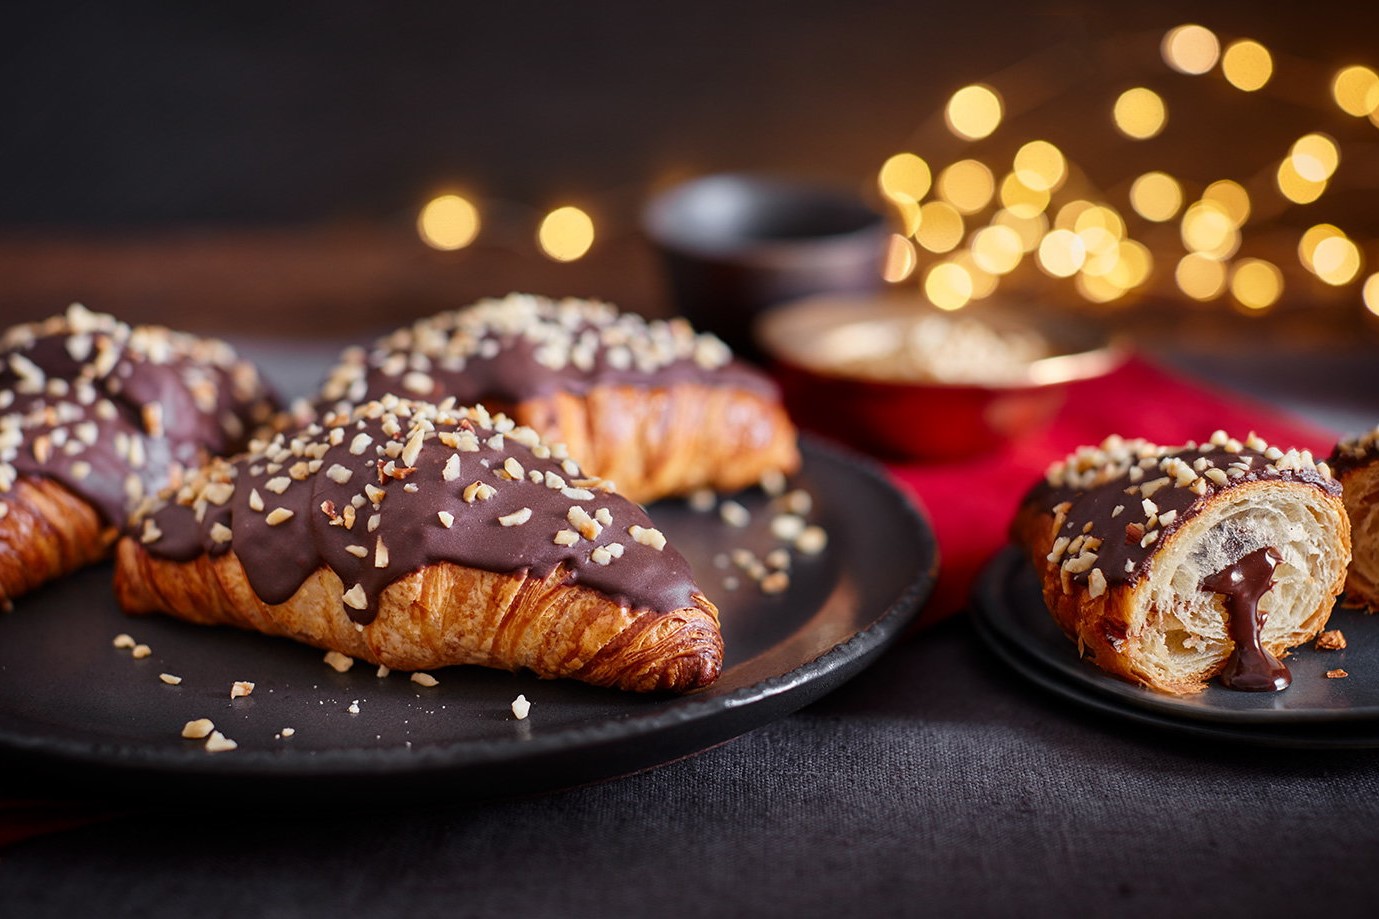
[754,294,1129,461]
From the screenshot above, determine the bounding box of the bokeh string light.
[876,22,1379,321]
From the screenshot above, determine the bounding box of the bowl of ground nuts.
[754,293,1128,461]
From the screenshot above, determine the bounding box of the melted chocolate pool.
[1201,546,1289,692]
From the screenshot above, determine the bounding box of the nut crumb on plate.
[181,718,215,739]
[113,633,136,649]
[131,644,152,659]
[231,681,255,698]
[1327,669,1349,679]
[159,673,182,686]
[323,650,354,673]
[511,694,531,719]
[204,731,238,753]
[411,671,439,687]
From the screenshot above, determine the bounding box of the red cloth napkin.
[885,355,1342,627]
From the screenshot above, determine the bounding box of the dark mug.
[642,173,888,357]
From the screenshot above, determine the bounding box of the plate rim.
[0,435,939,788]
[972,546,1379,746]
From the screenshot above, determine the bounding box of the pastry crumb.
[131,643,152,659]
[720,501,750,527]
[411,671,439,687]
[181,718,215,739]
[230,681,255,698]
[511,694,531,719]
[159,673,182,686]
[204,731,238,753]
[113,633,136,649]
[1327,669,1349,679]
[324,650,355,673]
[1315,630,1347,651]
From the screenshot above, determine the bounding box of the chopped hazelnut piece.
[628,525,667,551]
[324,650,355,672]
[204,731,238,753]
[181,718,215,739]
[720,501,750,527]
[132,644,152,659]
[265,507,294,526]
[230,681,255,698]
[796,526,828,555]
[511,694,531,720]
[159,673,183,686]
[411,671,439,687]
[113,633,136,649]
[499,507,533,527]
[1326,669,1349,679]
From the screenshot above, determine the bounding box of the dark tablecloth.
[2,615,1376,917]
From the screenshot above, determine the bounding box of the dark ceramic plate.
[972,547,1379,747]
[0,438,937,801]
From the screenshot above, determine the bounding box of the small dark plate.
[0,438,937,801]
[971,547,1379,747]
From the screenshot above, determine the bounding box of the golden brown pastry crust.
[1013,435,1350,695]
[1331,429,1379,611]
[114,541,723,693]
[502,383,800,504]
[0,476,116,609]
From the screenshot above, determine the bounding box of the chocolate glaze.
[316,294,778,411]
[1202,546,1290,692]
[142,400,702,620]
[1328,427,1379,479]
[1022,441,1340,592]
[1,306,276,526]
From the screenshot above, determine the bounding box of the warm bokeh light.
[1073,204,1126,240]
[1037,229,1087,278]
[971,225,1024,275]
[1076,272,1128,304]
[418,194,480,251]
[1106,239,1153,290]
[1312,235,1362,285]
[1077,227,1120,277]
[1290,134,1340,183]
[937,159,995,215]
[1013,140,1066,192]
[1298,224,1346,271]
[1201,180,1250,227]
[1162,24,1220,75]
[1221,40,1273,91]
[1054,200,1094,232]
[1114,88,1167,140]
[892,196,922,236]
[945,85,1003,140]
[1364,274,1379,317]
[1175,253,1228,300]
[879,153,932,203]
[883,234,918,283]
[992,208,1048,253]
[537,206,595,261]
[952,251,999,299]
[1230,259,1283,310]
[924,261,974,310]
[914,201,965,253]
[1129,172,1183,222]
[1275,159,1326,204]
[998,173,1050,219]
[1332,65,1379,117]
[1180,201,1239,259]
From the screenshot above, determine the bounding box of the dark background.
[6,1,1379,228]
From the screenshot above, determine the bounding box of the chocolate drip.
[1201,546,1290,692]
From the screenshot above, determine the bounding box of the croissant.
[1330,427,1379,610]
[314,293,799,504]
[0,304,276,608]
[115,397,723,693]
[1012,432,1350,694]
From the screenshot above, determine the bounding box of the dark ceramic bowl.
[642,173,888,357]
[755,294,1129,461]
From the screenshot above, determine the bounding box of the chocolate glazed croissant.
[1330,427,1379,610]
[0,304,277,608]
[115,398,722,692]
[314,293,799,504]
[1013,432,1350,695]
